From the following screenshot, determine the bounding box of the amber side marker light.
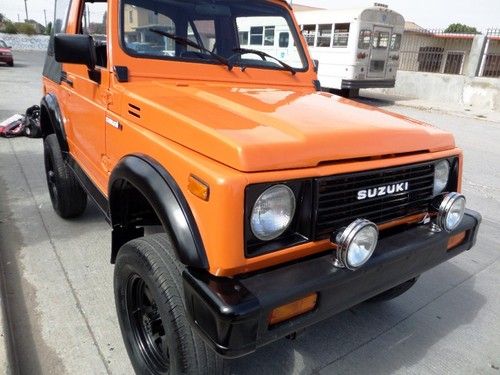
[188,175,209,201]
[269,293,318,326]
[447,231,467,251]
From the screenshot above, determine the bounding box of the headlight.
[250,184,296,241]
[332,219,379,270]
[437,193,466,232]
[433,160,450,195]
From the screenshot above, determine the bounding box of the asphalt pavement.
[0,51,499,375]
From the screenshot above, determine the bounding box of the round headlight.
[434,160,450,195]
[437,193,466,232]
[334,219,378,270]
[250,185,296,241]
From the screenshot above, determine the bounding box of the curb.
[0,259,14,375]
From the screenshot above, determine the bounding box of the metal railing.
[399,29,475,75]
[479,28,500,78]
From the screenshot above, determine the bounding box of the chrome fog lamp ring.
[436,192,466,232]
[332,219,379,270]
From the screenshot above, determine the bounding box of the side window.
[264,26,275,46]
[279,32,289,48]
[250,26,263,45]
[316,24,332,47]
[53,0,71,34]
[81,2,107,38]
[239,31,249,45]
[332,23,349,47]
[123,4,176,56]
[187,20,216,52]
[358,30,371,49]
[302,24,316,46]
[80,1,108,67]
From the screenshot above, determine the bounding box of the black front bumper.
[183,210,481,358]
[341,79,395,89]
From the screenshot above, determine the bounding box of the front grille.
[314,162,435,239]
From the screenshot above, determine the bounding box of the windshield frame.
[0,40,7,48]
[118,0,309,73]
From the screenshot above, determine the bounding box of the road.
[0,51,499,375]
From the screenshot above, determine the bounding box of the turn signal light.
[188,175,209,201]
[447,231,467,250]
[269,293,317,326]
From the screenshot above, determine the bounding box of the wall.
[0,33,49,50]
[372,70,500,111]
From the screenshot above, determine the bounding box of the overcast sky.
[1,0,498,32]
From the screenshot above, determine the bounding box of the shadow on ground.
[229,262,485,374]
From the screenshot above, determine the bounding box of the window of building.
[443,52,464,74]
[302,24,316,46]
[358,30,371,49]
[332,23,349,47]
[417,46,444,72]
[250,26,263,45]
[279,32,289,48]
[128,10,133,23]
[316,24,332,47]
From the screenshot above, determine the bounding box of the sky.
[1,0,499,32]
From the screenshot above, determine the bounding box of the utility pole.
[44,9,47,27]
[24,0,29,21]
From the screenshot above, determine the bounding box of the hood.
[0,48,11,53]
[124,83,455,172]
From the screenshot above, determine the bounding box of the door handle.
[60,71,73,87]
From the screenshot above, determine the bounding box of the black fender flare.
[109,155,209,270]
[40,93,69,152]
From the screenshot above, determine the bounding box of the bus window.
[332,23,349,47]
[264,26,275,46]
[316,24,332,47]
[373,31,389,49]
[302,24,316,46]
[358,30,371,49]
[239,31,249,45]
[390,33,402,50]
[250,26,263,45]
[279,32,289,48]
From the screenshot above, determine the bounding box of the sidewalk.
[360,89,500,124]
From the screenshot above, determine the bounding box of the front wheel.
[114,234,225,375]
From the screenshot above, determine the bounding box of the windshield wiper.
[148,28,231,69]
[230,48,297,75]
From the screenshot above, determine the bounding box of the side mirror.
[313,59,319,73]
[54,33,96,70]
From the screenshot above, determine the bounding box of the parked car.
[40,0,481,373]
[0,40,14,67]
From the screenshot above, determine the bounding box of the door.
[368,26,391,78]
[63,0,110,192]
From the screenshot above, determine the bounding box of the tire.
[8,61,14,67]
[368,277,419,303]
[43,134,87,218]
[114,233,226,375]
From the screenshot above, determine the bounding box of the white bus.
[294,4,405,96]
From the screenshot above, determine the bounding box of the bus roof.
[294,5,405,26]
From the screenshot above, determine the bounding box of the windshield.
[121,0,307,71]
[0,40,7,48]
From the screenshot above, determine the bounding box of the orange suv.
[40,0,481,373]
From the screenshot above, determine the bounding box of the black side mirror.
[54,33,96,71]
